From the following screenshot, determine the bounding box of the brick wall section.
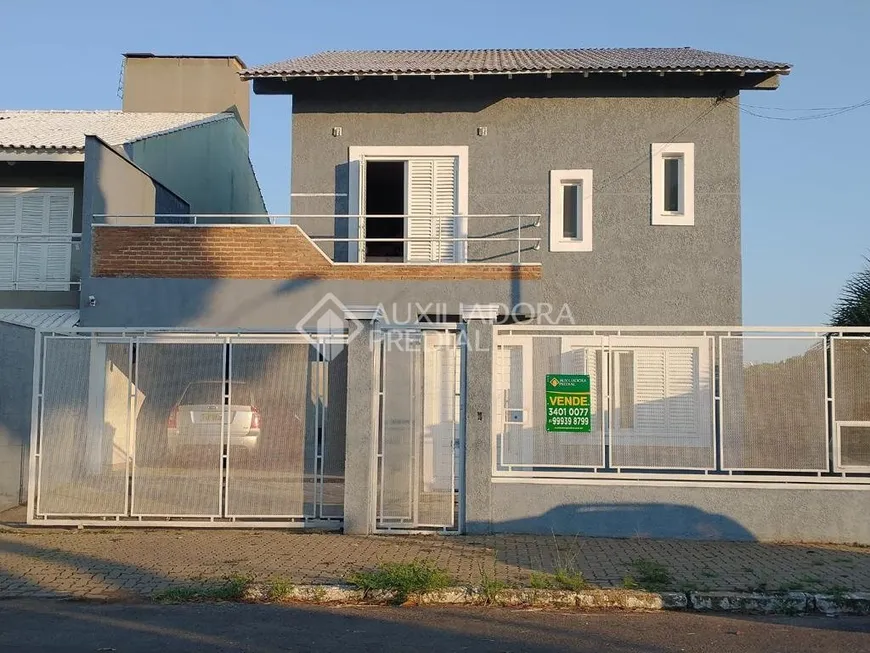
[92,226,542,280]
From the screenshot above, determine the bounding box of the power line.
[595,98,721,192]
[726,97,870,121]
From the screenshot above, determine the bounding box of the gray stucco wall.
[288,76,742,326]
[475,482,870,543]
[0,321,35,510]
[124,118,266,216]
[0,161,83,309]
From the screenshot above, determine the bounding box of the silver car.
[166,381,261,455]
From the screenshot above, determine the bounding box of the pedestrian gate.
[374,328,464,532]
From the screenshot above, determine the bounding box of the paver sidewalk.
[1,506,868,600]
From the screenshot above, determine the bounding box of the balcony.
[0,233,82,291]
[91,214,542,281]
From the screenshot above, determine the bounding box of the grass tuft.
[628,559,672,591]
[347,561,452,603]
[153,574,252,604]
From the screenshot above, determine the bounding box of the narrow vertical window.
[651,143,694,225]
[562,183,581,239]
[549,170,593,251]
[663,156,681,213]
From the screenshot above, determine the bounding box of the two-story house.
[17,48,870,544]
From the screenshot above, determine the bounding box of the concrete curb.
[240,584,869,615]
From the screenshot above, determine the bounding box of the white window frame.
[347,145,469,263]
[549,169,592,252]
[651,143,694,226]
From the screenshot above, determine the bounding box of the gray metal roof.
[241,48,790,79]
[0,111,234,152]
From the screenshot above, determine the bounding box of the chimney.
[121,54,250,131]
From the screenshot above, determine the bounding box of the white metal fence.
[29,331,348,526]
[493,326,870,482]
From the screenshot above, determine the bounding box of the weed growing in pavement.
[346,561,452,603]
[477,564,509,604]
[628,559,672,591]
[153,574,252,603]
[265,577,295,601]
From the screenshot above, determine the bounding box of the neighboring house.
[0,54,266,511]
[16,48,870,544]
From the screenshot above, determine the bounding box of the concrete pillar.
[341,308,381,535]
[460,304,498,534]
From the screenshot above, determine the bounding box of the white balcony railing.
[92,214,542,265]
[0,234,82,290]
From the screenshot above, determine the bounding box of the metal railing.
[492,325,870,484]
[92,214,542,265]
[0,234,82,290]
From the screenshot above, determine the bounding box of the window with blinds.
[406,157,457,262]
[614,346,703,436]
[0,188,74,290]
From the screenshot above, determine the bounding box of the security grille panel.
[376,330,460,530]
[131,342,225,517]
[721,337,827,471]
[837,424,870,470]
[498,336,604,468]
[38,339,130,516]
[609,338,713,469]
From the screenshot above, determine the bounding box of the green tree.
[832,257,870,326]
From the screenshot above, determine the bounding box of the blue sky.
[2,0,868,325]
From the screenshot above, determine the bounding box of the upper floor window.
[651,143,694,226]
[549,169,592,252]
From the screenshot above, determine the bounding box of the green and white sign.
[545,374,591,433]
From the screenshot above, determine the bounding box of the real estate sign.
[545,374,591,433]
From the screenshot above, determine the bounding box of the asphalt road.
[0,601,867,653]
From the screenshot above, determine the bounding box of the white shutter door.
[0,194,16,288]
[45,192,73,289]
[17,192,47,288]
[406,157,457,262]
[634,349,667,431]
[19,192,47,233]
[16,243,45,289]
[665,348,699,434]
[407,159,435,261]
[432,157,457,262]
[0,194,16,233]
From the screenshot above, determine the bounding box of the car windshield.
[179,382,252,405]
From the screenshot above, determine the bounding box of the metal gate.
[374,327,464,532]
[29,332,348,527]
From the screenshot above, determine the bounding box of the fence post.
[460,304,500,534]
[341,307,382,535]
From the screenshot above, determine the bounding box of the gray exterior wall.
[0,322,34,510]
[0,161,83,309]
[288,75,742,326]
[80,136,190,295]
[124,118,266,216]
[80,75,739,329]
[476,482,870,543]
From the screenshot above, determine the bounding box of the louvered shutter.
[633,347,699,434]
[0,194,15,288]
[406,157,457,262]
[634,349,667,430]
[45,192,73,289]
[407,159,435,261]
[665,348,699,434]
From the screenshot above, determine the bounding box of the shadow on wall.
[475,503,756,541]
